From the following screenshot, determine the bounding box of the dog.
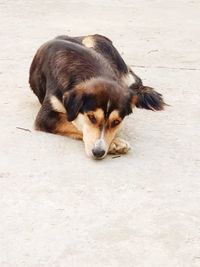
[29,34,166,159]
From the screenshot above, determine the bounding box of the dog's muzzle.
[92,139,107,159]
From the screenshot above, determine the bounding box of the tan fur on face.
[104,126,120,150]
[82,123,101,157]
[82,36,95,48]
[90,108,104,124]
[74,108,122,157]
[108,110,122,124]
[82,109,104,156]
[103,110,122,150]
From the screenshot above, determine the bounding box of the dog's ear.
[63,90,84,121]
[131,85,166,111]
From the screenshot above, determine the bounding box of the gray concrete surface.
[0,1,200,266]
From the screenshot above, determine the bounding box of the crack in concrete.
[131,65,200,71]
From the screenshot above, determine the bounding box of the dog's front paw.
[108,138,131,155]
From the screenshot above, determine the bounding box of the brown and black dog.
[29,34,166,159]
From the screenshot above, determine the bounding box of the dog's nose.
[92,148,105,159]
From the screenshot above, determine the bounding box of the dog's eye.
[87,114,97,124]
[111,119,121,128]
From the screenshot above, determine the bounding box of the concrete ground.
[0,0,200,266]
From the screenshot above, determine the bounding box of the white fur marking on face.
[50,95,66,113]
[72,113,84,132]
[94,126,107,152]
[100,126,105,139]
[82,36,95,48]
[123,73,136,87]
[106,100,111,114]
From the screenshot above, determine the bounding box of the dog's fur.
[29,34,166,159]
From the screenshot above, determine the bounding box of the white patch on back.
[72,113,84,132]
[82,36,95,48]
[50,95,66,113]
[123,73,136,87]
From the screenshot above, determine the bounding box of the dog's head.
[63,78,165,159]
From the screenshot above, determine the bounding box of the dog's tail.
[128,69,167,111]
[130,85,167,111]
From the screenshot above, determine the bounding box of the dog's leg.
[34,99,83,139]
[108,137,131,154]
[53,113,83,139]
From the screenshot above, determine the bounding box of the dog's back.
[55,34,129,77]
[29,37,122,103]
